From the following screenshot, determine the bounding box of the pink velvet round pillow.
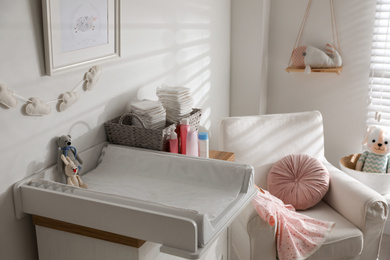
[267,154,330,210]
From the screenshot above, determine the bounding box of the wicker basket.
[339,154,361,170]
[339,153,390,194]
[180,108,202,131]
[105,113,176,151]
[104,108,202,152]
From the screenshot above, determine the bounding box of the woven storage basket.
[183,108,202,131]
[105,108,202,152]
[169,108,202,138]
[105,113,176,151]
[339,153,390,194]
[340,154,361,170]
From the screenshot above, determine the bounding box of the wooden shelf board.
[285,66,343,75]
[209,150,235,162]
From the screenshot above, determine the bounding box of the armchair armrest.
[322,160,388,259]
[231,203,277,260]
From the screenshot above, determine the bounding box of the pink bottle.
[169,132,178,153]
[186,129,199,157]
[180,118,190,154]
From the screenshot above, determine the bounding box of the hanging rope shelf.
[285,0,342,75]
[285,66,342,75]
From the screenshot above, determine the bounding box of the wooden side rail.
[33,215,146,248]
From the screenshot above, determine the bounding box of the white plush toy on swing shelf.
[285,0,342,75]
[290,43,342,75]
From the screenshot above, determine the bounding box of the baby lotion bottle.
[186,129,199,156]
[180,118,190,154]
[169,132,178,153]
[198,132,209,158]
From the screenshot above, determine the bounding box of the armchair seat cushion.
[302,201,363,259]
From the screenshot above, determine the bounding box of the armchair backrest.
[219,111,325,188]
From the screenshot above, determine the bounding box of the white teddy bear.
[355,126,390,173]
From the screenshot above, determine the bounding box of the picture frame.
[42,0,121,76]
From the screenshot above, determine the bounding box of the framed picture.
[42,0,121,75]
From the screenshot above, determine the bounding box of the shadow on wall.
[220,112,325,188]
[3,1,226,260]
[116,1,213,133]
[8,0,217,175]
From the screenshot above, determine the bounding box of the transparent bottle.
[198,132,209,158]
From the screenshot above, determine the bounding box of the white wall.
[0,0,231,259]
[267,0,375,165]
[230,0,270,116]
[230,0,376,166]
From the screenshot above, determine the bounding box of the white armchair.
[219,111,388,260]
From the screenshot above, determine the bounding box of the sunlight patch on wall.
[176,29,211,45]
[176,44,211,65]
[201,106,211,131]
[192,82,211,107]
[123,1,213,132]
[177,56,210,83]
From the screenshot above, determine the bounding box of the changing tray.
[13,143,256,259]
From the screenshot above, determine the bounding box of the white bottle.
[186,129,199,156]
[198,132,209,158]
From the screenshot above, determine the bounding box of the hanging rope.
[330,0,341,54]
[287,0,313,68]
[287,0,341,68]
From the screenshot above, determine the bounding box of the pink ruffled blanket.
[252,188,334,260]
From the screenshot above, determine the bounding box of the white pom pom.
[304,65,311,75]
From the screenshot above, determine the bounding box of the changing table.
[14,143,255,260]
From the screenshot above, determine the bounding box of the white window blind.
[368,0,390,126]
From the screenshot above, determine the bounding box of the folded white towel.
[130,100,166,129]
[157,85,194,122]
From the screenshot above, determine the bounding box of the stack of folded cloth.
[130,100,166,129]
[156,86,194,122]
